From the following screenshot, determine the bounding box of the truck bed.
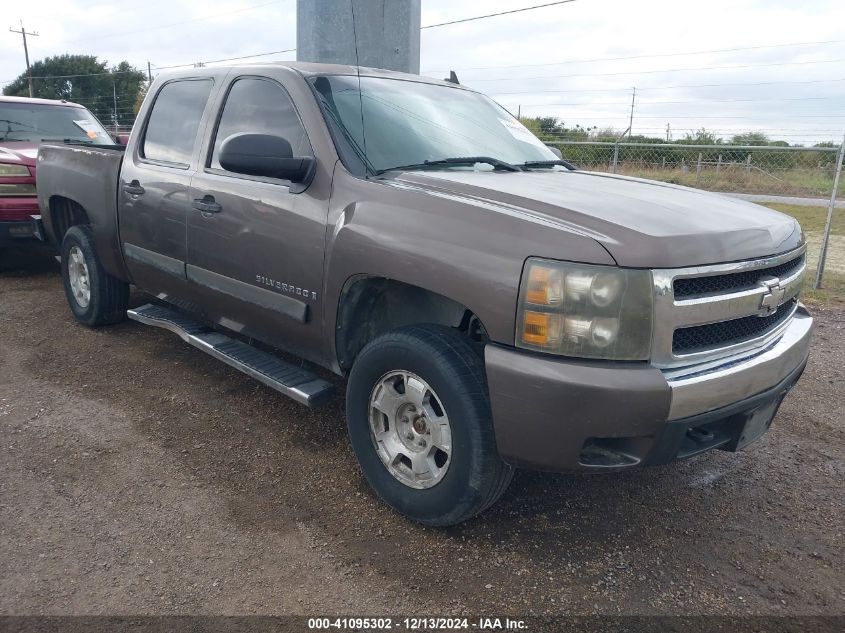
[36,143,127,280]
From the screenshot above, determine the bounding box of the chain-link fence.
[108,124,134,137]
[550,140,845,291]
[550,141,842,199]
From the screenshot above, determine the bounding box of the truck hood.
[0,142,38,168]
[394,169,803,268]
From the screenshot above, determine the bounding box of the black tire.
[346,324,513,526]
[61,225,128,326]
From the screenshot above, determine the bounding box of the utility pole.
[9,20,39,98]
[628,86,636,138]
[815,133,845,289]
[112,81,118,132]
[666,122,671,142]
[147,61,152,84]
[297,0,421,74]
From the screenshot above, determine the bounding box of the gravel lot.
[1,248,843,621]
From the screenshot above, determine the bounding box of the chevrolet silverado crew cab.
[36,63,813,526]
[1,95,116,254]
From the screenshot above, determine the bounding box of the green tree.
[678,128,723,145]
[730,132,770,146]
[519,116,596,141]
[133,82,149,116]
[2,54,146,127]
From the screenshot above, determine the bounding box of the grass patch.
[756,203,845,304]
[803,270,845,306]
[759,203,844,236]
[604,164,843,198]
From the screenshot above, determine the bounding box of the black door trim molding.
[123,242,186,279]
[185,264,309,323]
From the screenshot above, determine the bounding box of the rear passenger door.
[119,76,218,297]
[186,75,327,359]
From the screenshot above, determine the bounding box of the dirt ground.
[1,247,843,621]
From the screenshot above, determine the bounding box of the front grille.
[674,254,804,298]
[672,298,797,354]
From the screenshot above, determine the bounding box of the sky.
[1,0,844,145]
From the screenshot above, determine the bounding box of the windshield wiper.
[521,159,577,171]
[0,118,32,142]
[376,156,521,175]
[41,138,95,145]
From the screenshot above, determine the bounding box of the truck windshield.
[310,75,557,175]
[0,102,113,144]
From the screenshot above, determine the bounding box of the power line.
[0,68,143,83]
[518,96,843,107]
[421,0,577,29]
[1,48,298,84]
[152,48,297,71]
[422,38,845,72]
[462,58,845,82]
[492,77,845,95]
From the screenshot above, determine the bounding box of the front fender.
[321,168,615,366]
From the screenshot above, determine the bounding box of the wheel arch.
[334,275,489,372]
[46,195,131,282]
[47,196,90,245]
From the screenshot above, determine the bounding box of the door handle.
[192,195,222,214]
[123,180,145,196]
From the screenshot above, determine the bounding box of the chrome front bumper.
[664,304,813,420]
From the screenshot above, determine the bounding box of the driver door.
[186,75,326,359]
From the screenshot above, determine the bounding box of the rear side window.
[209,77,312,172]
[142,79,213,167]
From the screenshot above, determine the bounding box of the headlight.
[516,259,654,360]
[0,184,37,197]
[0,164,29,177]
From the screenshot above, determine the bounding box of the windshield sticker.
[73,119,102,139]
[499,118,547,148]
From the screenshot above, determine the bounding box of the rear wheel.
[61,225,128,326]
[346,324,513,526]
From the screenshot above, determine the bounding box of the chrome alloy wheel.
[67,246,91,308]
[368,371,453,489]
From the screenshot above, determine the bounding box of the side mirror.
[219,133,315,184]
[548,146,563,159]
[116,134,130,146]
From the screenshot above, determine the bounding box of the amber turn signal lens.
[525,265,563,305]
[522,311,553,345]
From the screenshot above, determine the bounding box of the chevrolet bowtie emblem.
[758,276,786,316]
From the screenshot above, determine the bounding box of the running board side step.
[127,303,335,408]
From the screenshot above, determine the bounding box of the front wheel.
[61,225,129,326]
[346,324,513,526]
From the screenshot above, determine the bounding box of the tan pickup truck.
[35,62,812,525]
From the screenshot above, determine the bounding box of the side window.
[210,78,312,173]
[142,79,213,167]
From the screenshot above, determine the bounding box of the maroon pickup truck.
[0,95,115,254]
[34,63,813,526]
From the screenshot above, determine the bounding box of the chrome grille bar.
[651,245,806,369]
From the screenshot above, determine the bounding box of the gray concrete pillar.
[297,0,421,74]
